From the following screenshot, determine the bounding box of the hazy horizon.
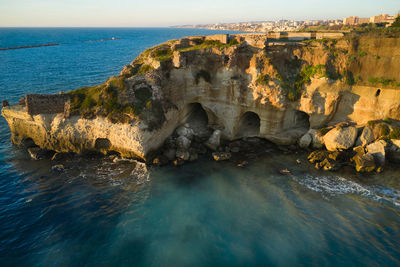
[0,0,399,27]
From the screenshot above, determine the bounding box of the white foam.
[291,174,400,207]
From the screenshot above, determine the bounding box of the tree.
[391,14,400,28]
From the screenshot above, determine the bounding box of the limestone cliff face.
[2,34,400,160]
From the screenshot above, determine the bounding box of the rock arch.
[235,111,260,137]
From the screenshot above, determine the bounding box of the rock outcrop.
[2,33,400,164]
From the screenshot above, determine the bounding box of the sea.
[0,28,399,267]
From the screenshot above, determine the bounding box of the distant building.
[343,16,359,25]
[343,13,397,26]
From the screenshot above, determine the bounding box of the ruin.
[25,94,70,116]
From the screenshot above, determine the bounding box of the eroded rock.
[356,126,375,147]
[299,133,312,148]
[323,126,358,151]
[205,130,221,151]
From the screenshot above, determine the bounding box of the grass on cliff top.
[368,77,400,88]
[177,39,239,52]
[66,75,153,124]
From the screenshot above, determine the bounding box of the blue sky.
[0,0,398,27]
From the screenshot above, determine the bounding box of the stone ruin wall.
[25,94,70,117]
[205,34,229,44]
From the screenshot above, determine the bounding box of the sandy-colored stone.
[323,126,358,151]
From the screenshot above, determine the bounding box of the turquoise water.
[0,28,400,266]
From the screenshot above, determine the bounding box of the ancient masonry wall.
[205,34,229,44]
[25,94,70,117]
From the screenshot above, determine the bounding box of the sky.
[0,0,399,27]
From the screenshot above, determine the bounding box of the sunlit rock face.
[2,34,400,160]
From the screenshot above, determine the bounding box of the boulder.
[323,126,358,151]
[212,152,232,161]
[152,155,169,166]
[163,148,176,161]
[321,158,339,171]
[51,164,65,172]
[176,136,191,150]
[388,139,400,163]
[309,129,325,149]
[231,147,240,153]
[27,147,52,160]
[205,129,221,151]
[176,149,190,161]
[367,140,387,166]
[298,133,312,148]
[353,153,376,173]
[176,124,194,140]
[173,158,185,166]
[355,126,375,147]
[2,100,9,108]
[308,150,329,163]
[189,153,198,162]
[51,152,72,161]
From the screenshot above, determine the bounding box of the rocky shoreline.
[19,117,400,175]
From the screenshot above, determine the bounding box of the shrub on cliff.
[288,64,328,101]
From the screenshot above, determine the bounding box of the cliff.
[2,33,400,161]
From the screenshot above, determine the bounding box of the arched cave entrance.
[95,138,111,150]
[236,111,261,137]
[294,110,310,129]
[184,103,209,137]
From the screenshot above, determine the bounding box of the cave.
[184,103,209,136]
[294,110,310,129]
[236,111,260,137]
[95,138,111,150]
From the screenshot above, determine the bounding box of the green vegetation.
[137,64,154,75]
[177,39,240,52]
[383,118,392,124]
[345,71,355,85]
[387,127,400,139]
[317,127,331,136]
[367,120,400,140]
[66,74,157,124]
[151,47,173,61]
[391,15,400,28]
[256,74,270,86]
[368,77,400,87]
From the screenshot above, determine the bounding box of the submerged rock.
[152,155,169,166]
[353,153,376,173]
[51,164,65,172]
[212,152,231,161]
[27,147,52,160]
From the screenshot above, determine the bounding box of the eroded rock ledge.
[2,33,400,172]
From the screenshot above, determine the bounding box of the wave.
[291,174,400,207]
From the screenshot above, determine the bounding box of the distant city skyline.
[0,0,398,27]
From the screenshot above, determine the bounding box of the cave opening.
[184,103,209,136]
[294,110,310,129]
[236,111,260,137]
[95,138,112,150]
